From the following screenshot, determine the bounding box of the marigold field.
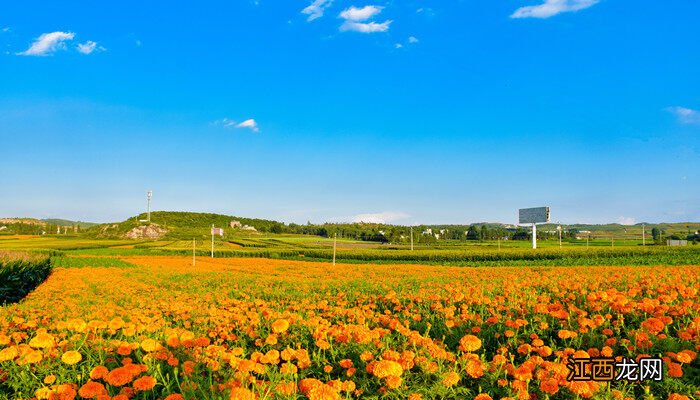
[1,256,699,400]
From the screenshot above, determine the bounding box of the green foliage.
[0,252,52,304]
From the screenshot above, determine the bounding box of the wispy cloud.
[351,211,409,224]
[17,31,75,56]
[511,0,599,19]
[667,106,700,124]
[339,5,383,21]
[339,5,391,33]
[408,36,419,44]
[213,118,260,133]
[302,0,333,21]
[340,20,391,33]
[1,27,10,33]
[76,40,105,55]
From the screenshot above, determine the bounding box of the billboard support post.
[519,207,550,250]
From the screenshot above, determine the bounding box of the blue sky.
[1,1,698,225]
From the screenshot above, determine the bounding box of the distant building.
[241,225,257,232]
[230,220,242,228]
[422,228,432,235]
[0,226,6,231]
[667,240,688,246]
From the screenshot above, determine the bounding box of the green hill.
[41,219,98,229]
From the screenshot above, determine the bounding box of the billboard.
[519,207,550,224]
[211,227,224,237]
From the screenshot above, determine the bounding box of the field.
[0,253,699,400]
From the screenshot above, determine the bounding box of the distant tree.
[651,227,661,241]
[480,225,488,241]
[466,226,479,241]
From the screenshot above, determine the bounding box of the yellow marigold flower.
[373,360,403,378]
[24,350,43,364]
[43,375,56,385]
[35,387,53,400]
[61,350,82,365]
[271,319,290,333]
[459,334,482,352]
[0,346,18,362]
[140,338,158,352]
[29,333,55,349]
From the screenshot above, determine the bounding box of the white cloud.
[1,27,10,33]
[339,5,383,22]
[617,216,637,226]
[340,20,391,33]
[511,0,599,19]
[338,5,391,33]
[235,119,260,132]
[351,211,409,224]
[395,43,403,49]
[408,36,419,43]
[667,106,700,124]
[17,31,75,56]
[302,0,333,21]
[76,40,105,55]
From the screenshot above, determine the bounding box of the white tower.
[147,191,152,223]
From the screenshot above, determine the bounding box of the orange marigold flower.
[558,330,577,339]
[229,387,256,400]
[90,366,109,380]
[62,350,82,365]
[641,318,665,335]
[78,380,107,399]
[271,319,290,333]
[540,378,559,394]
[106,366,133,386]
[667,394,690,400]
[474,395,493,400]
[164,395,185,400]
[466,359,484,378]
[407,394,423,400]
[373,360,403,378]
[667,362,683,378]
[43,374,56,385]
[133,376,156,391]
[459,334,482,352]
[385,375,402,389]
[308,384,341,400]
[441,371,460,387]
[24,350,43,364]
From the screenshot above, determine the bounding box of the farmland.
[1,213,699,399]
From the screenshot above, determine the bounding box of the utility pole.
[193,238,196,266]
[611,235,614,248]
[586,235,589,249]
[211,224,214,258]
[410,226,414,251]
[498,237,501,250]
[532,223,537,249]
[332,232,337,266]
[147,191,152,223]
[642,224,645,246]
[558,223,562,248]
